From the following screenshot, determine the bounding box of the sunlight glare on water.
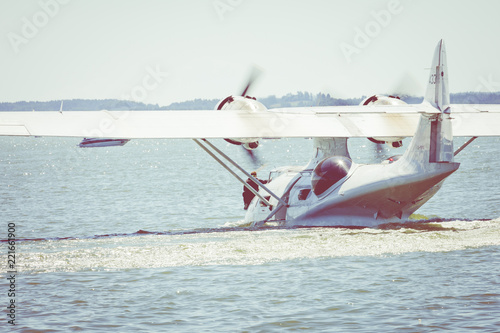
[1,136,500,332]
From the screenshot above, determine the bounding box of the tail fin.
[424,39,450,113]
[404,40,454,164]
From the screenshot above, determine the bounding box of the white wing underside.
[1,104,500,139]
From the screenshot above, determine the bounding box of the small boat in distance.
[78,138,130,148]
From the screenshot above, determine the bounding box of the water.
[1,136,500,332]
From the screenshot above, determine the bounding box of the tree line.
[1,91,500,111]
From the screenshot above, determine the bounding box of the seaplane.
[1,40,500,227]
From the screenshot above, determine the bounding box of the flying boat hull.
[287,162,459,227]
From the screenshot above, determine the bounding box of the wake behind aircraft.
[1,40,500,227]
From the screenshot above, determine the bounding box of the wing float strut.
[193,139,288,208]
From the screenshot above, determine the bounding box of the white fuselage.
[245,161,457,227]
[246,112,459,227]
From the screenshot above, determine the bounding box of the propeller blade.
[241,146,264,168]
[387,71,423,97]
[240,65,263,97]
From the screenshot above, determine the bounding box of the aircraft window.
[298,189,311,200]
[311,156,352,196]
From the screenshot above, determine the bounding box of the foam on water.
[8,219,500,274]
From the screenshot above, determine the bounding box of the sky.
[1,0,500,106]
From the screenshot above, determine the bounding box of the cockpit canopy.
[311,156,352,196]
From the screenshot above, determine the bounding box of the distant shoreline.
[1,91,500,111]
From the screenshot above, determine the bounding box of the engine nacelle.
[361,95,406,148]
[216,95,265,150]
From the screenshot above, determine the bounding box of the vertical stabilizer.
[404,40,455,165]
[424,39,450,113]
[425,40,453,162]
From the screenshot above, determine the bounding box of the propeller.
[239,65,265,166]
[362,72,422,153]
[386,71,423,99]
[242,147,263,169]
[240,65,264,97]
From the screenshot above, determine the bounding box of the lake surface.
[1,136,499,332]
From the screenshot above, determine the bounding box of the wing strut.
[193,139,287,208]
[253,203,286,227]
[252,173,303,227]
[454,136,478,156]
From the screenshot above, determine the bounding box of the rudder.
[403,40,454,165]
[424,39,450,113]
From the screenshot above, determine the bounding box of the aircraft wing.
[0,104,499,139]
[449,104,500,136]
